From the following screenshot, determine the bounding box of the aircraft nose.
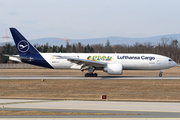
[172,61,177,67]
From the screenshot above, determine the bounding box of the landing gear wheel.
[93,73,97,77]
[90,73,94,77]
[85,73,90,77]
[85,74,87,77]
[85,73,98,77]
[159,69,165,77]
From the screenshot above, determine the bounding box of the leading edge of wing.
[53,55,106,66]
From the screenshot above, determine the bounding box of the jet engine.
[103,64,123,75]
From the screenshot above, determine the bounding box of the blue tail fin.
[10,28,39,55]
[9,28,53,69]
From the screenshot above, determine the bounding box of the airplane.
[4,28,177,77]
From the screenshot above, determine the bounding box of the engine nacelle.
[103,64,123,75]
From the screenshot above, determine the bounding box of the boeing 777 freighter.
[5,28,177,77]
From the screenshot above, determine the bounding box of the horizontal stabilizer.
[4,54,33,61]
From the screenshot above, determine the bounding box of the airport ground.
[0,66,179,76]
[0,66,180,101]
[0,66,180,118]
[1,99,180,119]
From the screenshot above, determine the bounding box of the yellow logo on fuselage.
[87,55,113,61]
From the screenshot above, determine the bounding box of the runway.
[1,99,180,119]
[0,76,180,80]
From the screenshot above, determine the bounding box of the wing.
[53,55,106,68]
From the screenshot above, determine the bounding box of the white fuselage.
[40,53,176,70]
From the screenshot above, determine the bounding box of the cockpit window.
[169,59,173,61]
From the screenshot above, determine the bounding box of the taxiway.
[1,99,180,118]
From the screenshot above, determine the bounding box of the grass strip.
[0,110,140,116]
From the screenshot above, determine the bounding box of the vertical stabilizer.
[9,28,53,68]
[10,28,39,55]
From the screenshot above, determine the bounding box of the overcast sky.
[1,0,180,40]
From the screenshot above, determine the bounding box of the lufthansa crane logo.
[17,40,30,52]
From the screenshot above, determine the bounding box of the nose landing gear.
[159,69,165,77]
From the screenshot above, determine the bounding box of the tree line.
[0,37,179,63]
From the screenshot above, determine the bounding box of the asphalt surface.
[1,99,180,118]
[0,76,180,80]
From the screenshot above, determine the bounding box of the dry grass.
[0,79,180,101]
[0,66,179,101]
[0,66,179,76]
[0,110,138,115]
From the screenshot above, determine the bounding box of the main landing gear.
[84,67,98,77]
[85,73,98,77]
[159,69,165,77]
